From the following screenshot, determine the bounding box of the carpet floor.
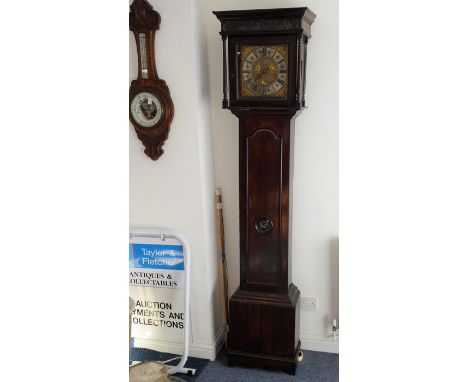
[131,347,209,381]
[197,348,339,382]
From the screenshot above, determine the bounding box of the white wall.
[199,0,339,351]
[129,0,222,360]
[130,0,338,355]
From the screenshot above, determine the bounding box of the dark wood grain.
[228,284,301,374]
[213,7,315,374]
[213,7,315,37]
[129,80,174,160]
[227,34,299,109]
[238,116,292,294]
[129,0,174,161]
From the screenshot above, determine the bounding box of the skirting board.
[134,328,338,360]
[300,333,339,354]
[133,325,226,361]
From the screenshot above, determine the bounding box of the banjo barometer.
[213,8,316,374]
[129,0,174,160]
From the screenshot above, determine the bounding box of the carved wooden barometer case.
[213,8,316,374]
[129,0,174,160]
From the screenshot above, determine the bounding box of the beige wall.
[129,0,221,359]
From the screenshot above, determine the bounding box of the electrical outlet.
[301,297,318,311]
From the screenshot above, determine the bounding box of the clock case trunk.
[229,109,300,374]
[213,8,316,375]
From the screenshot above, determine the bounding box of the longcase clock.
[213,8,316,374]
[129,0,174,160]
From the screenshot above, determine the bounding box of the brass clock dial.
[240,45,288,97]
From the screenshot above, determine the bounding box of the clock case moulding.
[214,7,315,114]
[213,7,316,375]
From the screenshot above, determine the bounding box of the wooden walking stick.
[215,188,229,344]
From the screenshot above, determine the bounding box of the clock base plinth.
[227,341,301,375]
[227,284,300,375]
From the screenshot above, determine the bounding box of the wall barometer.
[129,0,174,160]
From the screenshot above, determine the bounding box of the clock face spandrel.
[240,45,288,98]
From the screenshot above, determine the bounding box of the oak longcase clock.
[213,7,316,375]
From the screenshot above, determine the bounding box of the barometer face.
[130,91,164,128]
[240,45,288,97]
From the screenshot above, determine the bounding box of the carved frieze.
[221,19,301,34]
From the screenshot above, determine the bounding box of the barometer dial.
[130,91,164,128]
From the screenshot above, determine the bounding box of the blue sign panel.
[129,243,184,270]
